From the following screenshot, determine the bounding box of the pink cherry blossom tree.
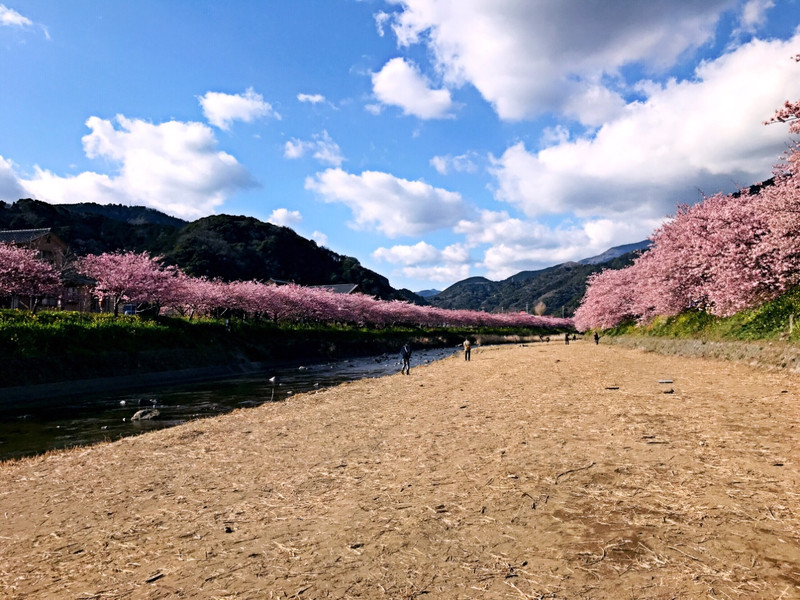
[0,244,62,313]
[577,66,800,331]
[77,251,182,316]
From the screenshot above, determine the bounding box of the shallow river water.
[0,346,459,461]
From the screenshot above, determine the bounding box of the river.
[0,346,460,461]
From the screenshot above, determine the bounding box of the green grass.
[602,287,800,343]
[0,310,564,388]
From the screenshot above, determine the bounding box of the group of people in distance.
[400,331,599,375]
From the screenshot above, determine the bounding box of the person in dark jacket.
[400,342,412,375]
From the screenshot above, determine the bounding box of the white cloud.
[305,168,468,237]
[373,241,442,265]
[0,4,31,27]
[0,155,26,200]
[284,130,344,166]
[312,230,328,247]
[374,11,390,37]
[19,115,255,219]
[489,34,800,221]
[297,93,326,104]
[429,152,478,175]
[400,263,471,283]
[454,210,660,280]
[738,0,774,34]
[373,241,471,283]
[267,208,302,227]
[372,57,453,119]
[198,88,280,131]
[388,0,735,122]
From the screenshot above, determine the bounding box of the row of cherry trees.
[0,247,571,330]
[575,64,800,331]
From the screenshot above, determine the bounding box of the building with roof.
[0,228,68,265]
[312,283,359,295]
[0,228,95,312]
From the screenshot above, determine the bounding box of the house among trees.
[0,227,95,312]
[0,228,67,264]
[270,279,359,295]
[312,283,359,295]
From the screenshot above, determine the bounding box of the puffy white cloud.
[372,57,453,119]
[305,168,468,237]
[429,152,478,175]
[0,155,26,201]
[454,210,660,280]
[284,130,344,166]
[267,208,302,227]
[373,241,471,283]
[490,34,800,221]
[312,230,328,247]
[20,115,255,219]
[0,4,31,27]
[737,0,775,34]
[297,93,326,104]
[373,241,442,265]
[400,263,471,283]
[374,11,391,37]
[455,210,548,247]
[387,0,735,122]
[198,88,280,131]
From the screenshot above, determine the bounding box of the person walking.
[564,332,570,345]
[463,338,471,361]
[400,342,412,375]
[594,331,600,345]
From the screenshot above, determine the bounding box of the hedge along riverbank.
[0,310,566,390]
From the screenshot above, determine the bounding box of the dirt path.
[1,341,798,599]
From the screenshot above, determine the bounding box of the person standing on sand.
[594,332,600,345]
[400,342,412,375]
[564,332,570,345]
[463,338,471,361]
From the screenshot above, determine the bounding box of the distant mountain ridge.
[428,241,650,317]
[577,240,651,265]
[0,199,424,304]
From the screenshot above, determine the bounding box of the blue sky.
[1,1,799,292]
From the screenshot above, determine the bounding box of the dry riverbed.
[0,341,798,599]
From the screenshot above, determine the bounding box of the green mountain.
[164,214,420,301]
[0,199,423,303]
[429,246,647,317]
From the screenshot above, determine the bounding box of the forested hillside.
[163,215,418,301]
[0,199,422,303]
[429,249,643,317]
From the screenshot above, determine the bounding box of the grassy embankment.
[602,287,800,342]
[0,309,566,388]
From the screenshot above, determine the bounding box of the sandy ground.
[0,341,798,600]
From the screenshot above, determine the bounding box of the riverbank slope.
[1,341,797,598]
